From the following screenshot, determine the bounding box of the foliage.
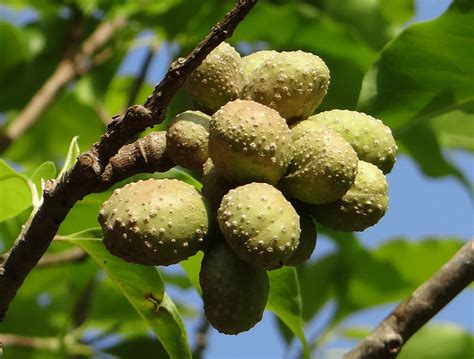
[0,0,472,358]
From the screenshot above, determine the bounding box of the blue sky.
[1,0,472,358]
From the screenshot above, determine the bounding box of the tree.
[0,0,472,358]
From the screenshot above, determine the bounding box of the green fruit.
[280,121,358,204]
[242,50,330,121]
[185,42,244,114]
[200,241,269,334]
[98,179,209,265]
[242,50,278,79]
[310,161,388,232]
[166,110,211,170]
[208,99,293,185]
[309,110,397,173]
[285,208,317,266]
[201,158,233,212]
[218,183,300,270]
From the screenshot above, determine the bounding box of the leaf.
[26,161,56,198]
[179,251,203,295]
[267,267,309,358]
[58,136,80,178]
[399,323,474,359]
[58,229,191,359]
[0,160,32,221]
[358,2,474,166]
[103,335,168,358]
[0,21,31,73]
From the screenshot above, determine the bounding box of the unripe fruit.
[242,50,278,79]
[209,99,293,185]
[310,161,389,232]
[285,208,317,266]
[98,179,209,266]
[200,241,269,334]
[242,50,330,121]
[201,159,233,212]
[280,121,358,204]
[185,42,244,114]
[309,110,397,173]
[218,183,300,270]
[166,110,211,170]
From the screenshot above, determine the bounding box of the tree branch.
[0,17,127,153]
[344,238,474,359]
[0,0,258,322]
[37,247,88,268]
[126,45,157,108]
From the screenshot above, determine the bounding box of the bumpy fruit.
[218,183,300,269]
[242,50,330,121]
[98,179,209,266]
[200,241,269,334]
[166,110,211,170]
[280,121,358,204]
[310,161,388,232]
[285,208,317,266]
[208,99,293,185]
[242,50,278,79]
[184,42,244,114]
[309,110,397,173]
[201,159,233,212]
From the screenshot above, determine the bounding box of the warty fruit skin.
[285,208,317,266]
[242,50,278,80]
[184,42,244,114]
[98,179,209,266]
[241,50,330,122]
[201,158,233,212]
[280,121,358,204]
[166,110,211,170]
[217,182,300,270]
[310,161,389,232]
[200,241,269,335]
[309,110,397,173]
[208,99,293,185]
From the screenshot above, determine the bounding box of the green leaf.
[267,267,309,358]
[26,161,56,198]
[104,335,168,358]
[0,22,31,73]
[0,160,33,221]
[399,323,474,359]
[357,2,474,178]
[179,251,203,295]
[58,229,191,359]
[58,136,80,178]
[340,326,371,340]
[336,238,464,319]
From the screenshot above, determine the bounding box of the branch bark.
[0,17,127,153]
[344,238,474,359]
[0,0,258,322]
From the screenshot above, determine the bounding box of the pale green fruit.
[200,241,269,334]
[310,161,389,232]
[185,42,244,114]
[280,121,358,204]
[208,99,293,185]
[166,110,211,170]
[309,110,397,173]
[285,208,317,266]
[242,50,330,121]
[242,50,278,79]
[218,183,300,270]
[99,179,209,265]
[201,158,233,212]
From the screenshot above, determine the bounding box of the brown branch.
[192,315,210,359]
[0,17,127,153]
[344,239,474,359]
[0,0,258,321]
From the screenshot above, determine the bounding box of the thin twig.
[127,45,157,108]
[192,315,210,359]
[344,238,474,359]
[0,0,258,323]
[0,17,127,153]
[37,247,88,268]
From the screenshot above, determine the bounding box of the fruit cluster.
[98,42,397,335]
